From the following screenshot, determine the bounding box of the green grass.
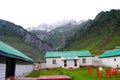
[104,35,120,49]
[70,68,120,80]
[64,35,105,51]
[26,69,60,77]
[65,33,120,56]
[91,50,105,56]
[26,68,120,80]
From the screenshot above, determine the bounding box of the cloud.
[0,0,119,28]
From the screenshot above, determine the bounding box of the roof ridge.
[0,41,33,62]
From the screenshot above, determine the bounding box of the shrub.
[57,67,82,80]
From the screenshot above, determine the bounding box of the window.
[52,59,56,64]
[114,58,116,62]
[82,58,86,64]
[74,60,77,66]
[64,60,67,67]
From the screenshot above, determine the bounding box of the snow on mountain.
[27,19,84,32]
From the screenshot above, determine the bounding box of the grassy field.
[26,68,120,80]
[26,69,60,77]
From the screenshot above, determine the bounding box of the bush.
[57,67,82,80]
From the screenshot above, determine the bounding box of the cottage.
[99,49,120,68]
[0,41,33,80]
[45,50,93,69]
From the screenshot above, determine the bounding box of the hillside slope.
[30,20,91,50]
[0,19,53,60]
[65,9,120,55]
[0,36,41,60]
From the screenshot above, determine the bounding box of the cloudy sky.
[0,0,120,29]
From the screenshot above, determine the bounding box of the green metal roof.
[99,49,120,58]
[45,50,92,58]
[61,57,79,60]
[0,41,33,62]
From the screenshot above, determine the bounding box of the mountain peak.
[28,19,84,32]
[94,9,120,21]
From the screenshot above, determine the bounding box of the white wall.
[0,64,6,80]
[46,58,62,68]
[34,62,46,70]
[92,56,102,67]
[39,62,46,69]
[15,64,33,77]
[79,57,93,66]
[46,57,93,68]
[100,56,120,68]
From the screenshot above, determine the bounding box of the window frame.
[114,58,116,62]
[82,58,86,64]
[52,59,56,64]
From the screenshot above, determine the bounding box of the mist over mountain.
[30,19,90,50]
[28,19,84,32]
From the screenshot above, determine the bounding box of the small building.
[99,49,120,68]
[0,41,33,80]
[34,61,46,70]
[45,50,93,69]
